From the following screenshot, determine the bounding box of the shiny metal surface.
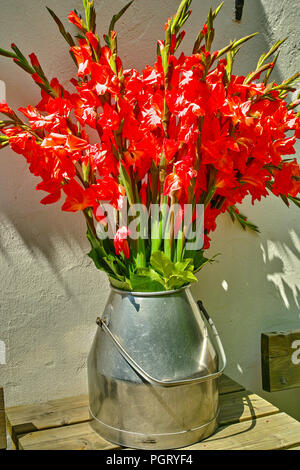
[87,286,224,449]
[97,297,226,386]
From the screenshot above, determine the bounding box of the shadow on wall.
[261,230,300,312]
[191,205,300,392]
[0,164,90,302]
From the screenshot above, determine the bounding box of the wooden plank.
[6,394,89,449]
[17,389,280,450]
[6,375,244,444]
[218,375,245,395]
[262,330,300,392]
[182,413,300,450]
[18,422,120,451]
[0,386,7,450]
[219,390,279,425]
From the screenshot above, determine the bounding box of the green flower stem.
[83,208,97,238]
[168,195,176,259]
[133,181,147,268]
[163,195,177,260]
[177,221,187,262]
[151,195,168,255]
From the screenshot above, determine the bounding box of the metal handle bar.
[96,299,227,387]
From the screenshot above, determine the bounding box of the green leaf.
[134,267,164,282]
[87,235,129,282]
[150,251,174,278]
[119,163,135,206]
[195,253,219,273]
[46,7,76,47]
[88,246,107,271]
[183,249,218,273]
[279,193,290,208]
[216,33,258,60]
[13,59,34,74]
[106,252,128,274]
[183,270,198,282]
[212,2,224,19]
[86,226,117,276]
[227,206,260,233]
[10,43,27,63]
[178,10,191,29]
[257,37,286,68]
[0,135,9,149]
[0,47,17,58]
[82,0,96,33]
[108,1,134,34]
[109,276,132,291]
[174,258,194,272]
[233,32,258,49]
[172,0,192,34]
[287,195,300,209]
[130,268,165,292]
[86,227,109,270]
[150,251,198,290]
[166,270,197,290]
[184,250,205,269]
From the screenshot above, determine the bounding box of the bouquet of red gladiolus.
[1,0,299,291]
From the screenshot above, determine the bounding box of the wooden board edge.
[5,414,19,450]
[261,333,271,392]
[0,387,7,450]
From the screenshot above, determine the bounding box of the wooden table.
[5,375,300,450]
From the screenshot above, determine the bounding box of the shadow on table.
[212,389,265,441]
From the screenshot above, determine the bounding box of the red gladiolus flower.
[164,173,183,199]
[91,176,124,209]
[68,11,82,29]
[163,138,180,163]
[41,133,89,152]
[36,180,62,205]
[0,102,14,117]
[3,128,37,154]
[270,137,296,166]
[62,180,96,212]
[66,134,89,152]
[91,63,119,96]
[31,72,43,84]
[114,226,130,259]
[18,105,67,131]
[272,161,300,197]
[98,103,120,131]
[86,32,99,52]
[29,53,40,68]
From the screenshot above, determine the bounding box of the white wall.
[0,0,299,419]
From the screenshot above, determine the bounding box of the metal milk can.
[87,285,226,449]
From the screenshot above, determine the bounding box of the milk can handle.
[96,299,227,388]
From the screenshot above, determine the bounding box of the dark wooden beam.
[261,330,300,392]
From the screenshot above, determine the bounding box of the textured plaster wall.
[0,0,299,419]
